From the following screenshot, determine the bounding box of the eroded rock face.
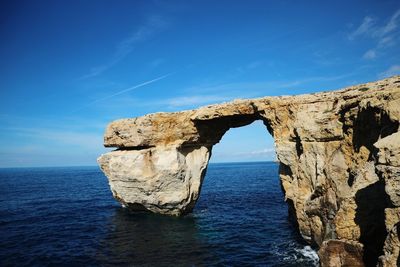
[378,222,400,267]
[98,146,210,216]
[98,75,400,266]
[318,240,364,267]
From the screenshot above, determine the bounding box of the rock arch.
[98,76,400,266]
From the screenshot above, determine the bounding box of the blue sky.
[1,0,400,167]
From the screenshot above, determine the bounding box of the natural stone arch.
[98,76,400,267]
[99,112,271,216]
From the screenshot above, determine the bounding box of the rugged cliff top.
[104,75,400,148]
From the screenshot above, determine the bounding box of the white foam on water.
[295,245,319,266]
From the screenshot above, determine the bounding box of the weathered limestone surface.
[318,240,364,267]
[98,146,210,215]
[98,76,400,266]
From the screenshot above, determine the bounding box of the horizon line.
[0,160,279,169]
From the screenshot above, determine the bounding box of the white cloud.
[184,74,353,96]
[0,116,116,167]
[3,127,103,151]
[362,49,376,60]
[349,10,400,40]
[349,9,400,59]
[164,95,233,107]
[130,75,352,108]
[234,147,275,157]
[111,94,236,109]
[378,36,395,48]
[81,15,168,79]
[379,65,400,78]
[0,126,109,167]
[348,16,376,40]
[211,147,276,163]
[382,9,400,35]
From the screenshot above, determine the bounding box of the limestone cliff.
[98,75,400,267]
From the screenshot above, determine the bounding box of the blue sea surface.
[0,162,318,266]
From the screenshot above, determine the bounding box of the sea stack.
[98,75,400,266]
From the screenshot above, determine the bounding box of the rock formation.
[98,75,400,266]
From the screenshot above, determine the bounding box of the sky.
[1,0,400,167]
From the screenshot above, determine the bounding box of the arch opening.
[210,120,275,163]
[192,120,318,265]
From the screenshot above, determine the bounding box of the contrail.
[71,73,172,113]
[89,73,171,104]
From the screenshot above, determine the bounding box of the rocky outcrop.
[318,240,364,267]
[98,75,400,266]
[98,146,210,216]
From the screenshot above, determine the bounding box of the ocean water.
[0,162,319,266]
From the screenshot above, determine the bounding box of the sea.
[0,161,319,266]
